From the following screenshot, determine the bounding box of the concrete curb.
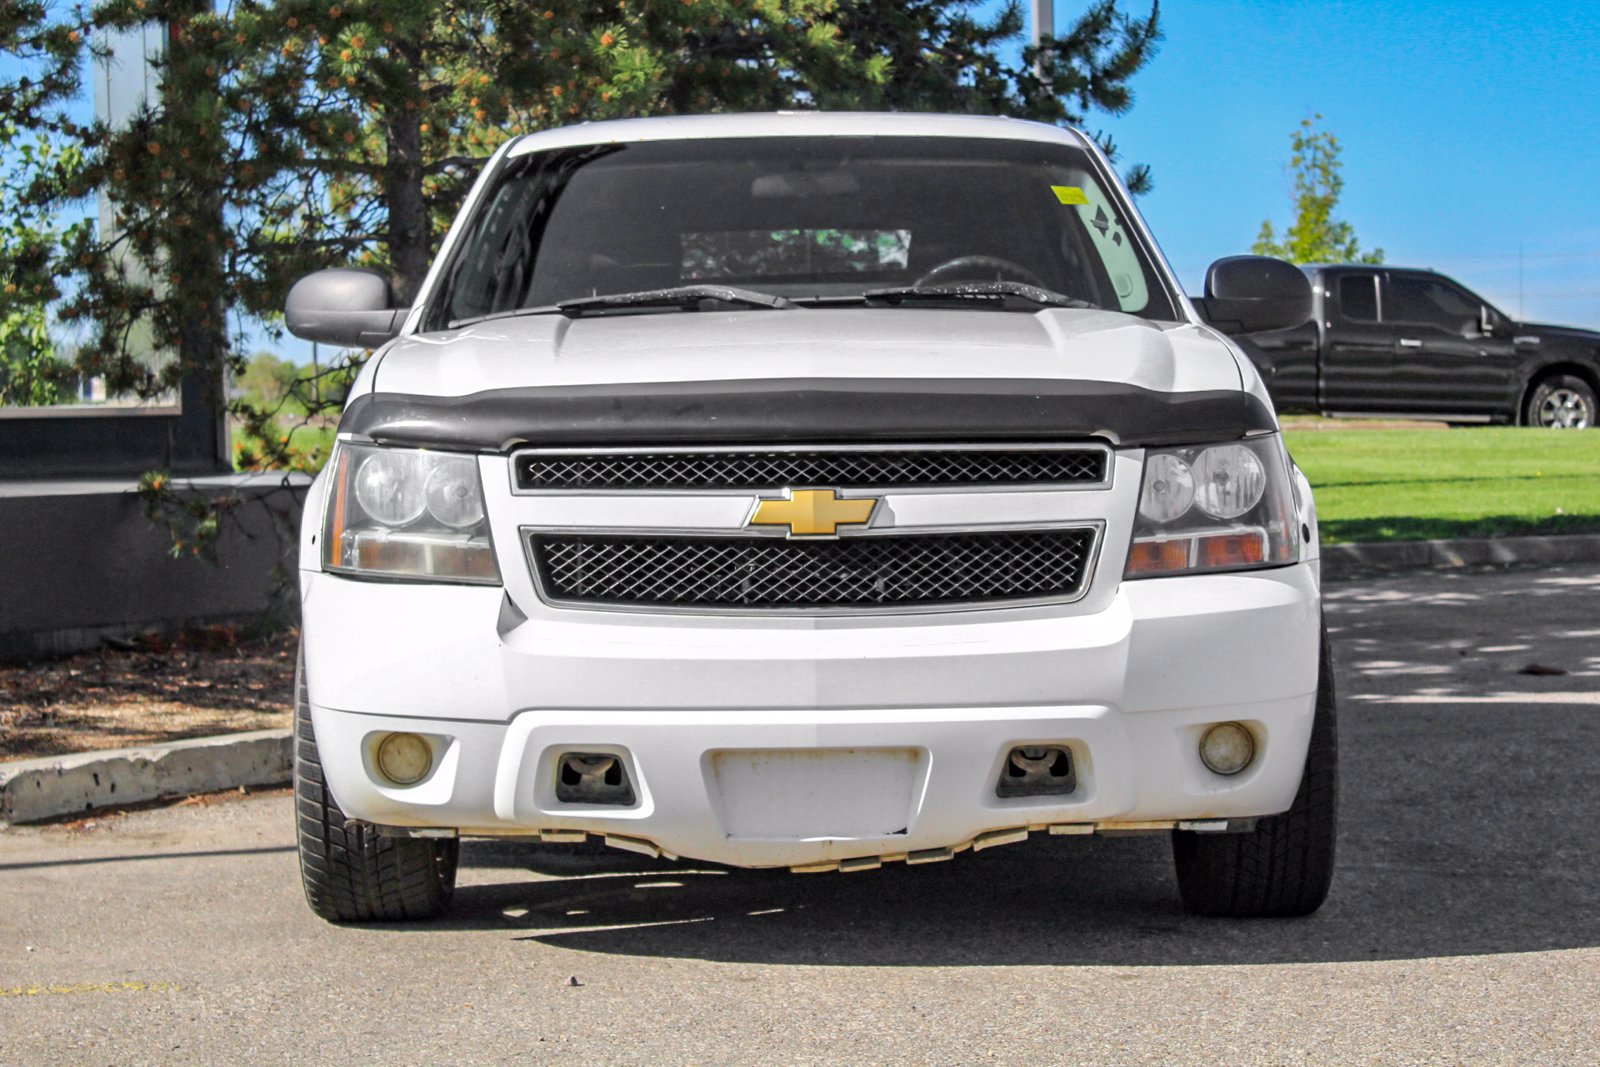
[0,728,291,826]
[1321,533,1600,580]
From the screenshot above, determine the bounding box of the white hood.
[370,308,1243,400]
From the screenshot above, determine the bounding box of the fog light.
[1199,722,1255,776]
[376,732,433,786]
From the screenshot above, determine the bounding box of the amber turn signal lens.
[1195,531,1267,569]
[1128,531,1268,576]
[1126,539,1190,575]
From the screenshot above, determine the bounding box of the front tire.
[1171,629,1338,918]
[294,650,459,923]
[1524,374,1596,429]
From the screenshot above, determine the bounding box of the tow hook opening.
[555,752,636,806]
[996,745,1076,798]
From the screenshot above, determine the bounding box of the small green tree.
[1,128,82,405]
[0,5,90,406]
[1253,114,1382,265]
[237,351,298,410]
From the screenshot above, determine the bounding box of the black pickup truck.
[1212,264,1599,428]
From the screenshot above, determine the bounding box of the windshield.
[426,135,1179,329]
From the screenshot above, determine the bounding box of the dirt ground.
[0,628,295,761]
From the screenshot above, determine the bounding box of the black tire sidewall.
[1171,623,1338,918]
[293,642,458,922]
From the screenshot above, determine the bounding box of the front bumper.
[301,562,1321,869]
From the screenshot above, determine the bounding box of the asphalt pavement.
[2,565,1598,1065]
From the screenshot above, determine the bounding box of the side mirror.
[1479,305,1500,337]
[285,268,405,346]
[1196,256,1313,334]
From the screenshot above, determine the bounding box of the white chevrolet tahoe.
[285,112,1335,923]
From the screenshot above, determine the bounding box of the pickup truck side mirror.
[1196,256,1313,334]
[285,268,405,346]
[1478,305,1505,337]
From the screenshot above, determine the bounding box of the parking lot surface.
[3,565,1598,1065]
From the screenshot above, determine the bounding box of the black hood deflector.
[339,378,1275,450]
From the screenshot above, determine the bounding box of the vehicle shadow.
[434,693,1600,967]
[428,572,1600,967]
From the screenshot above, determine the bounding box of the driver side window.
[1385,274,1479,334]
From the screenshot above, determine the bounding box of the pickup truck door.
[1235,322,1318,411]
[1383,272,1520,416]
[1320,270,1402,411]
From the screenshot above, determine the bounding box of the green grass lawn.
[1283,427,1600,544]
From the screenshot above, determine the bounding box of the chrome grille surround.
[525,526,1101,614]
[511,443,1111,493]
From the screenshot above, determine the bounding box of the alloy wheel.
[1537,388,1592,429]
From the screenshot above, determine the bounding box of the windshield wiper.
[445,285,795,328]
[862,281,1096,310]
[556,285,796,316]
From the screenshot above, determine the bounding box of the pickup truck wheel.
[294,650,459,923]
[1524,375,1596,428]
[1171,629,1338,918]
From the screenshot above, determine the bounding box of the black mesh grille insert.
[515,448,1106,491]
[529,529,1096,610]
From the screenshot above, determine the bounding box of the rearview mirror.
[285,268,404,346]
[1196,256,1313,334]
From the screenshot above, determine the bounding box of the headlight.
[1190,444,1265,520]
[354,450,428,526]
[323,443,500,584]
[1125,435,1300,578]
[424,455,488,528]
[1137,452,1196,523]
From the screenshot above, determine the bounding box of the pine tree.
[826,1,1161,192]
[10,0,1164,477]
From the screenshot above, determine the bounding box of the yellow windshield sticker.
[1051,185,1090,205]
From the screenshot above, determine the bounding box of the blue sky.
[1041,0,1600,326]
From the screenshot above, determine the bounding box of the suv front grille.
[528,528,1097,611]
[513,446,1107,491]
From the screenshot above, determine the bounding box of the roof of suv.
[504,112,1090,158]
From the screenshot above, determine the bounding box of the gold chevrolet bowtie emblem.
[749,488,877,537]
